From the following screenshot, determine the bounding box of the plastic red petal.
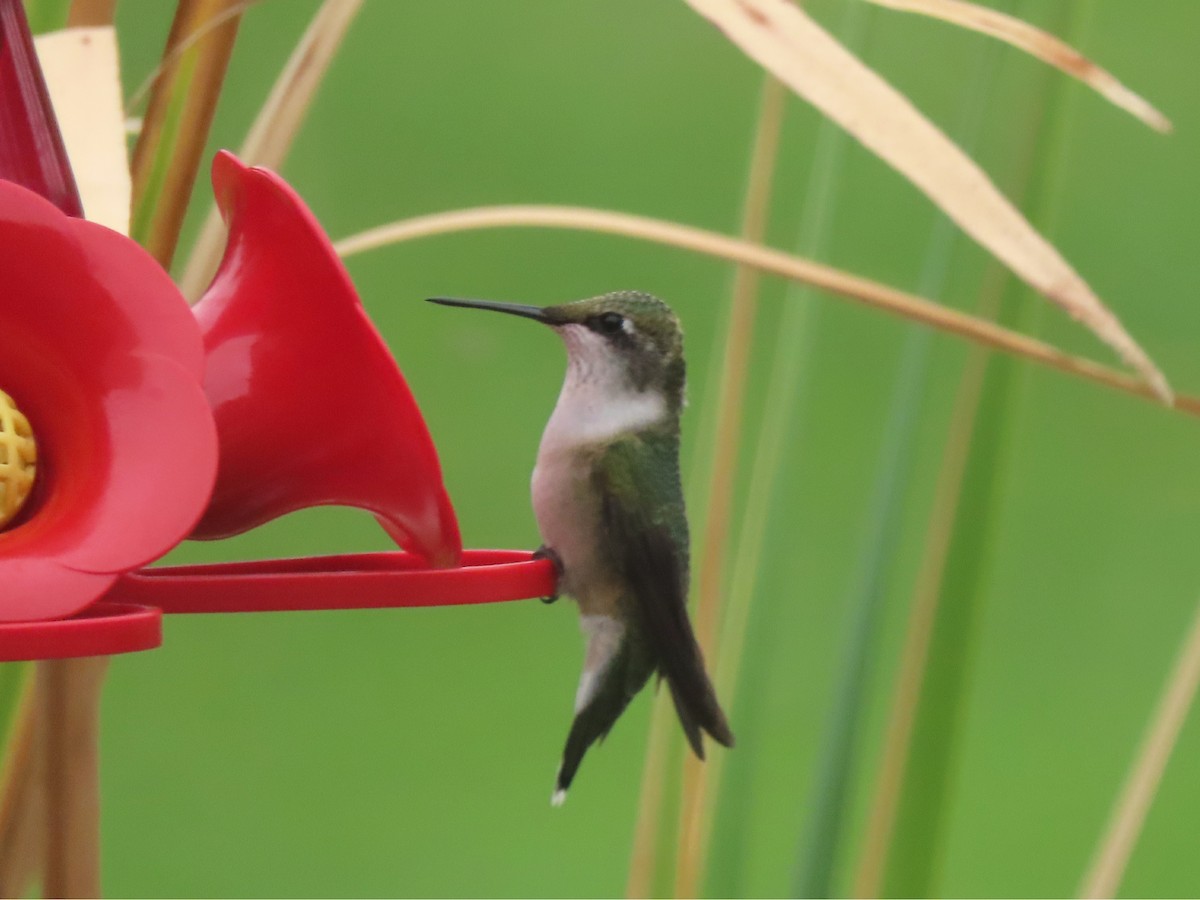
[190,151,462,568]
[0,181,217,620]
[70,219,206,379]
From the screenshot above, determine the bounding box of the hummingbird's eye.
[592,312,626,335]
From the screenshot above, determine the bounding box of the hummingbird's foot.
[533,545,563,604]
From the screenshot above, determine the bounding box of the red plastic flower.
[190,151,462,568]
[0,180,218,621]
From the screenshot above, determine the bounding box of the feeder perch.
[0,138,553,656]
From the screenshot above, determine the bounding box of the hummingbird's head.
[429,291,686,412]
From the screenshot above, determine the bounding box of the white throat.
[539,325,667,450]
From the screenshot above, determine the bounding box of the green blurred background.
[92,0,1200,895]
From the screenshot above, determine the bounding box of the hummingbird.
[428,291,733,804]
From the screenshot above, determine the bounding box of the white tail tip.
[551,788,567,807]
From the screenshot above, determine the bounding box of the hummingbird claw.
[533,545,563,604]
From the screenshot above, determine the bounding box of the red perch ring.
[0,602,162,661]
[107,550,557,615]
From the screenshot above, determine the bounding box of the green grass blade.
[704,296,820,898]
[674,73,787,900]
[878,282,1033,899]
[791,34,1001,899]
[702,5,871,893]
[0,665,29,761]
[21,0,68,33]
[0,664,33,895]
[628,71,786,900]
[178,0,365,299]
[129,0,244,267]
[875,7,1081,896]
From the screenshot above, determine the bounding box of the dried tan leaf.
[66,0,115,28]
[866,0,1171,133]
[684,0,1171,402]
[34,26,130,233]
[334,204,1200,417]
[178,0,365,299]
[1079,595,1200,898]
[233,0,363,173]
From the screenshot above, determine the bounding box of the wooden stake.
[37,658,108,899]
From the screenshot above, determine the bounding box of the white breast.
[530,324,667,604]
[539,388,666,453]
[538,324,667,452]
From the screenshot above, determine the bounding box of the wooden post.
[37,658,107,899]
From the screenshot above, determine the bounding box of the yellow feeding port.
[0,389,37,530]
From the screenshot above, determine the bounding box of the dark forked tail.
[551,553,734,805]
[631,526,735,757]
[554,640,653,805]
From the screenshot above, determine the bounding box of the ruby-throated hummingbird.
[428,291,734,804]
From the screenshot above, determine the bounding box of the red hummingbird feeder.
[0,2,555,661]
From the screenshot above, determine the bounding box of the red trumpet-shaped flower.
[0,180,219,622]
[0,0,534,657]
[0,146,471,632]
[189,152,463,567]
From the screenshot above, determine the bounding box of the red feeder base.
[108,549,556,614]
[0,551,555,661]
[0,602,162,661]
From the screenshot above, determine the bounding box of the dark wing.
[595,433,734,755]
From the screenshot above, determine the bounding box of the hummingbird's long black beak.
[426,297,550,323]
